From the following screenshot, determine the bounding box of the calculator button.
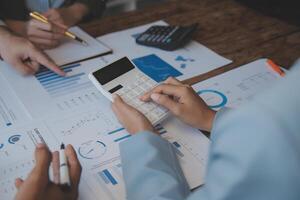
[144,103,155,110]
[147,114,156,123]
[147,35,155,42]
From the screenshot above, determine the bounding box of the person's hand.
[0,33,65,76]
[44,3,89,28]
[140,77,216,132]
[112,94,156,135]
[14,144,82,200]
[25,18,66,49]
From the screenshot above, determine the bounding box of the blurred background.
[105,0,168,16]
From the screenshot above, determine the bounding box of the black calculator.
[136,23,198,51]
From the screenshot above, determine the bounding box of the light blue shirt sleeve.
[120,61,300,200]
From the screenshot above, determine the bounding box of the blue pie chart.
[197,89,228,109]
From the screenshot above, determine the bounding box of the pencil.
[30,12,89,46]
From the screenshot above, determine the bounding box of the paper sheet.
[45,27,112,66]
[0,121,58,199]
[0,108,210,200]
[192,59,284,109]
[0,57,210,200]
[0,73,31,129]
[97,21,232,81]
[0,55,121,120]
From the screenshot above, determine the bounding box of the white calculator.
[89,57,169,125]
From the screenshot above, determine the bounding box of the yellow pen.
[30,12,89,46]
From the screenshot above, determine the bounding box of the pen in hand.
[29,12,89,46]
[59,143,71,189]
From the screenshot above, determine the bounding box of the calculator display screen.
[93,57,135,85]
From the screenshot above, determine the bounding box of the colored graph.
[132,54,182,82]
[100,169,118,185]
[8,135,21,144]
[197,89,228,109]
[106,127,131,143]
[175,55,195,69]
[35,63,92,97]
[173,141,184,157]
[78,140,107,160]
[155,124,168,135]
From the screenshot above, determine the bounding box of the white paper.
[0,72,31,128]
[0,55,121,120]
[0,55,210,199]
[161,117,210,188]
[45,27,112,66]
[98,21,232,81]
[192,59,284,109]
[0,108,210,200]
[0,121,58,199]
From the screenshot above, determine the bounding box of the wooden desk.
[80,0,300,85]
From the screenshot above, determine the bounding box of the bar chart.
[35,63,92,98]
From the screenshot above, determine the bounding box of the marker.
[59,143,71,188]
[267,59,285,77]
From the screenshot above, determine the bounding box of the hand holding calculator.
[89,57,169,125]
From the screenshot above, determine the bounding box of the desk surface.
[80,0,300,85]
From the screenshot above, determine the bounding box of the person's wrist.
[197,109,217,132]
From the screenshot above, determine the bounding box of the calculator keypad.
[136,24,198,51]
[114,73,168,124]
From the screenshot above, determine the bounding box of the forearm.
[3,20,26,37]
[120,131,190,200]
[0,26,12,56]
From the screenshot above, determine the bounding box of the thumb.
[112,94,136,118]
[112,94,128,112]
[150,93,180,114]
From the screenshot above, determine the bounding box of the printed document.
[192,59,284,109]
[0,57,210,200]
[98,21,232,81]
[45,27,112,66]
